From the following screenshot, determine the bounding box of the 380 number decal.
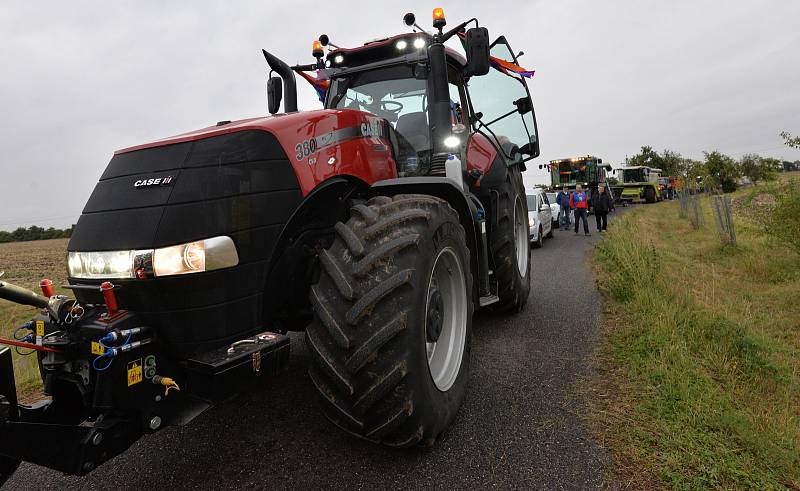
[295,138,318,161]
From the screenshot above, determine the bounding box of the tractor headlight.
[68,236,239,279]
[67,250,139,279]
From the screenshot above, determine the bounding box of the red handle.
[0,336,63,353]
[39,279,54,298]
[100,281,118,316]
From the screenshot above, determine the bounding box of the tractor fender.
[369,177,481,301]
[262,175,369,331]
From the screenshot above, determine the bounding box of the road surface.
[6,213,623,490]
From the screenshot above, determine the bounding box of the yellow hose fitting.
[152,375,180,396]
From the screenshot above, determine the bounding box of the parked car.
[546,192,561,228]
[526,188,553,248]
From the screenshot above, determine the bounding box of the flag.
[295,70,330,103]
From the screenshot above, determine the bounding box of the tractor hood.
[69,109,368,253]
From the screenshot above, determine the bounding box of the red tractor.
[0,9,539,481]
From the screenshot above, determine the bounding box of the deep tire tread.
[487,165,531,311]
[307,194,473,448]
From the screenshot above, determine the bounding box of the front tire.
[306,194,473,447]
[533,225,543,249]
[644,187,656,203]
[487,165,531,311]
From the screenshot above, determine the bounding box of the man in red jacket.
[570,184,590,236]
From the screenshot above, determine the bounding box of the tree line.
[619,131,799,193]
[623,146,787,193]
[0,225,74,243]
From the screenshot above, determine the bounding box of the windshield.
[328,65,430,176]
[622,168,647,183]
[526,195,537,210]
[546,193,557,203]
[552,160,593,186]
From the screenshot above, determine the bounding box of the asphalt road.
[6,212,623,490]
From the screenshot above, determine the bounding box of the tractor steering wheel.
[380,100,403,119]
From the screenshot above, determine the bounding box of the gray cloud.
[1,0,798,229]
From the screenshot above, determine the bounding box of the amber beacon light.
[432,7,446,29]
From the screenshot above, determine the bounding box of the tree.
[781,131,800,149]
[738,153,775,184]
[628,145,663,169]
[659,149,684,176]
[704,151,740,193]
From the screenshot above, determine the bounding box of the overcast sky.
[1,1,798,230]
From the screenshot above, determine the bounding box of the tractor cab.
[267,12,540,181]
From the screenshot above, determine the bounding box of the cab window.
[466,37,539,161]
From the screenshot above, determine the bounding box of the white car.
[526,189,553,248]
[546,192,561,229]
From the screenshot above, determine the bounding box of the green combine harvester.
[616,166,662,204]
[543,155,613,209]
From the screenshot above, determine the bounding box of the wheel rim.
[425,246,468,392]
[513,196,528,275]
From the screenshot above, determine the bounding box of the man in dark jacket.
[555,186,571,230]
[593,184,613,233]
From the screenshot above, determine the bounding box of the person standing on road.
[593,184,613,233]
[556,186,571,230]
[570,185,590,236]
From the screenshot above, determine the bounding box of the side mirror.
[463,27,490,77]
[267,76,282,114]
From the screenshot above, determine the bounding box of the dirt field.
[0,238,69,389]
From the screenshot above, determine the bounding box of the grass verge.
[588,184,800,489]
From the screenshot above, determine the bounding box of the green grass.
[590,181,800,489]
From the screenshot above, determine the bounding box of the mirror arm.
[439,18,477,42]
[262,49,298,112]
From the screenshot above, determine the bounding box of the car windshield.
[328,65,430,175]
[526,195,537,210]
[546,193,557,203]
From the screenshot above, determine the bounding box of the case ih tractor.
[0,9,539,482]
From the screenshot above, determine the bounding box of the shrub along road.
[6,213,628,490]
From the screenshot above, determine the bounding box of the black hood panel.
[67,129,303,356]
[69,130,301,252]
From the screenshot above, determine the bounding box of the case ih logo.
[134,176,174,188]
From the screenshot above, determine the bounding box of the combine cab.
[0,8,540,482]
[617,166,662,204]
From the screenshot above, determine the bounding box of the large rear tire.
[488,165,531,311]
[307,194,473,447]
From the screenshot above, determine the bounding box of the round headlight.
[396,40,408,50]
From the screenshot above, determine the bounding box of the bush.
[762,179,800,254]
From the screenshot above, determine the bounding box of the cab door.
[464,36,539,163]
